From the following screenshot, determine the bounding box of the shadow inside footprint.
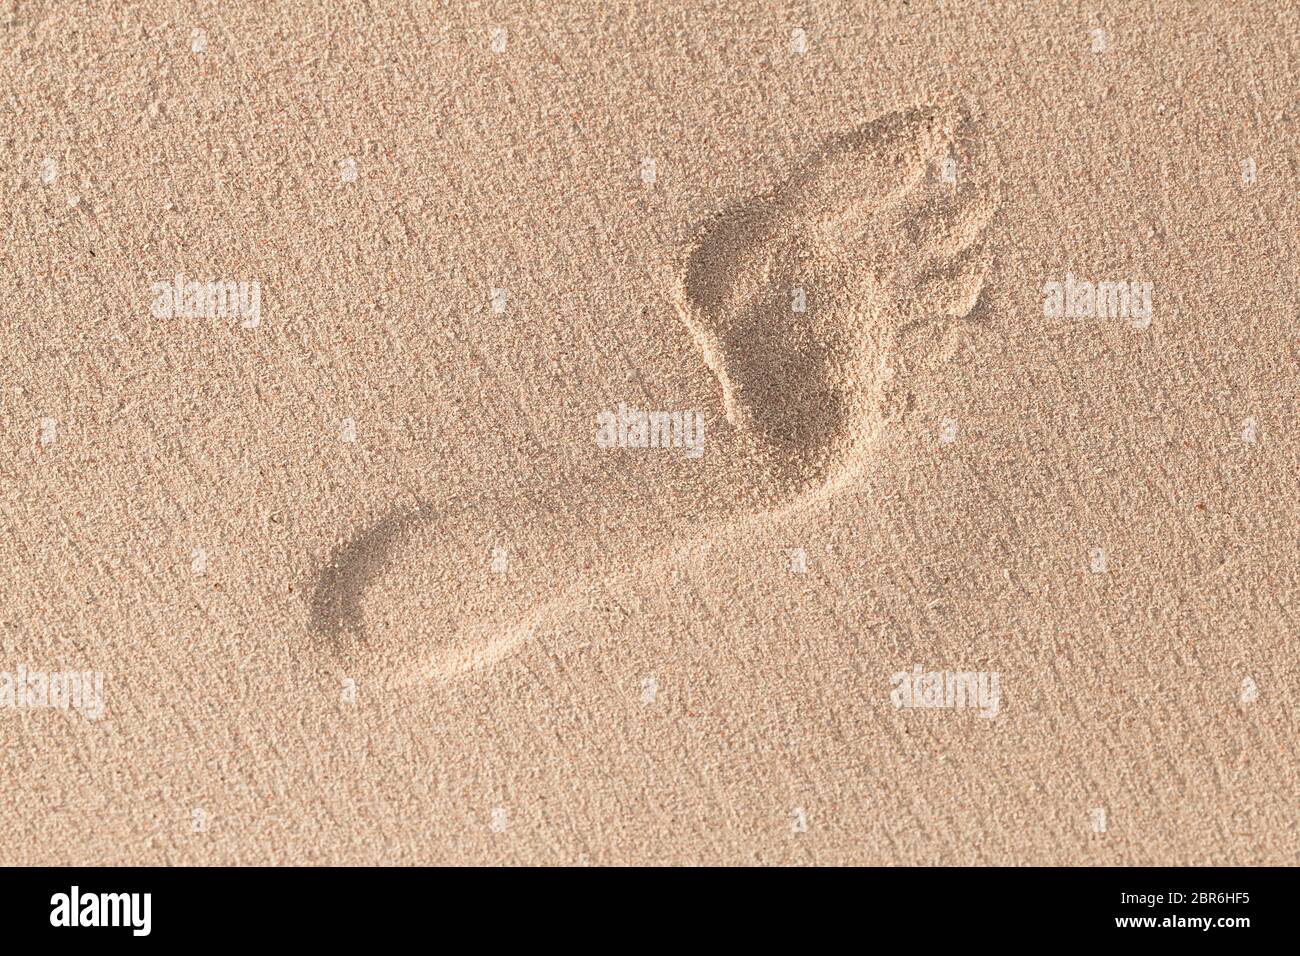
[310,504,432,643]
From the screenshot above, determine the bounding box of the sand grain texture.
[1,1,1296,865]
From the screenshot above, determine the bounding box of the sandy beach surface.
[2,1,1296,864]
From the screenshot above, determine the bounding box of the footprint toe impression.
[674,103,999,493]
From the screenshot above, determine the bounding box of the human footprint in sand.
[311,103,1000,685]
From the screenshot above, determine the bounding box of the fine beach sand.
[2,1,1297,865]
